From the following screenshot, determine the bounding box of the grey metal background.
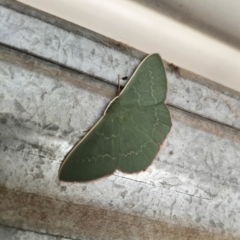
[0,1,240,239]
[0,2,240,130]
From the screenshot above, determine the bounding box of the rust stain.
[0,187,238,240]
[168,63,181,78]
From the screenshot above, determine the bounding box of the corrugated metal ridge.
[0,2,240,130]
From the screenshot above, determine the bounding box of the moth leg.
[117,75,128,96]
[83,129,90,133]
[117,74,121,96]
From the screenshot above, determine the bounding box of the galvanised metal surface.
[1,45,240,239]
[0,1,240,130]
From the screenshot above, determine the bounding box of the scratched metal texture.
[0,1,240,130]
[1,44,240,240]
[0,225,71,240]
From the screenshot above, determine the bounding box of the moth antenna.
[117,74,121,96]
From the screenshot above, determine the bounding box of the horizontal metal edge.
[0,0,145,59]
[1,4,240,130]
[0,187,237,240]
[0,224,73,240]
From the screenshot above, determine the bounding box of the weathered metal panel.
[0,187,235,240]
[1,45,240,239]
[0,225,71,240]
[0,2,240,130]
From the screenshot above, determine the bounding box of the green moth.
[59,53,172,182]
